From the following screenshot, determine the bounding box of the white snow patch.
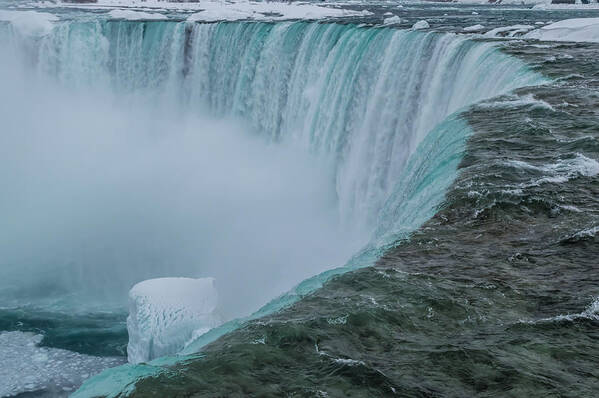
[412,20,429,30]
[383,15,401,25]
[0,331,123,397]
[533,2,599,10]
[107,9,167,21]
[42,0,373,21]
[463,24,484,32]
[524,18,599,43]
[127,277,221,364]
[184,1,372,22]
[0,10,58,36]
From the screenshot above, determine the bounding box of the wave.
[519,297,599,324]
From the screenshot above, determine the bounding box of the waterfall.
[16,20,542,237]
[0,17,549,397]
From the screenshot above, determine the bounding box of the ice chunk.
[127,277,221,364]
[412,20,430,30]
[463,24,485,32]
[0,331,123,397]
[383,15,401,25]
[0,10,58,36]
[524,18,599,43]
[107,10,167,21]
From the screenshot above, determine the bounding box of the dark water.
[126,39,599,398]
[0,308,127,357]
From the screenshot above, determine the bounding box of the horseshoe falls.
[0,8,561,398]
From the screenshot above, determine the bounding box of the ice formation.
[463,24,485,32]
[383,15,401,25]
[412,20,430,30]
[127,277,221,364]
[53,0,372,22]
[524,18,599,43]
[0,10,57,36]
[0,331,123,396]
[107,9,167,21]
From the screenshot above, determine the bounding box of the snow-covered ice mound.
[524,18,599,43]
[412,20,430,30]
[127,277,221,364]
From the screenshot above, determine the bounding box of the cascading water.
[27,21,541,234]
[0,15,547,398]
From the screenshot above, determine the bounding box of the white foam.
[108,9,167,21]
[479,94,554,111]
[524,17,599,43]
[571,225,599,239]
[507,153,599,188]
[0,331,123,397]
[522,297,599,324]
[127,277,221,364]
[0,10,58,36]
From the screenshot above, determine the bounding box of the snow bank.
[533,3,599,10]
[524,18,599,43]
[108,9,167,21]
[412,20,430,30]
[0,10,58,36]
[127,277,221,364]
[186,1,371,23]
[457,0,548,4]
[57,0,372,23]
[0,331,123,396]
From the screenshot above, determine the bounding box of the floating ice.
[127,277,221,364]
[383,15,401,25]
[524,18,599,43]
[184,1,370,22]
[107,9,167,21]
[0,331,123,397]
[412,20,429,30]
[463,24,484,32]
[0,10,57,36]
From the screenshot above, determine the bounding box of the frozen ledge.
[127,277,221,364]
[524,17,599,43]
